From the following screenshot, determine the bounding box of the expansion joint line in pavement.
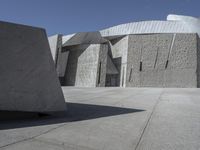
[0,123,67,149]
[134,90,164,150]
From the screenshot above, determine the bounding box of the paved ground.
[0,87,200,150]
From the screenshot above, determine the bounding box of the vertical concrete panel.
[75,44,100,87]
[48,34,68,77]
[140,34,173,87]
[110,36,128,87]
[96,44,108,87]
[153,34,173,70]
[64,44,102,87]
[126,35,142,87]
[57,51,69,77]
[164,33,198,87]
[141,34,158,71]
[167,34,197,69]
[64,45,86,86]
[48,35,59,61]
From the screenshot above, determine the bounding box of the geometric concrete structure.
[48,14,200,88]
[0,21,66,112]
[63,44,108,87]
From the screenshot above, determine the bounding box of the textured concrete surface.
[0,21,66,112]
[96,44,108,87]
[126,33,198,87]
[110,36,128,87]
[64,44,108,87]
[106,55,118,75]
[1,87,200,150]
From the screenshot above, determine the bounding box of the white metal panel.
[100,21,192,37]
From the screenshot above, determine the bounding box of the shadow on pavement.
[0,102,145,130]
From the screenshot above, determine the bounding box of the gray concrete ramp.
[0,21,66,112]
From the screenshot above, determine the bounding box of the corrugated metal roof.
[100,20,191,37]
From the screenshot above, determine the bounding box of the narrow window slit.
[154,48,159,69]
[140,62,142,71]
[129,68,133,82]
[98,62,101,84]
[165,60,168,69]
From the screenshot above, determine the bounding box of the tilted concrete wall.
[0,21,66,112]
[64,44,107,87]
[48,34,60,61]
[126,33,198,87]
[48,35,69,77]
[109,36,128,87]
[96,44,108,87]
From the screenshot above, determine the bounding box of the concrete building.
[48,14,200,88]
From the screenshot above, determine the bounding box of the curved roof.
[167,14,200,36]
[60,14,200,46]
[100,14,200,37]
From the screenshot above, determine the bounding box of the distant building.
[48,14,200,88]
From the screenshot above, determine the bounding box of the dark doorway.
[105,57,121,87]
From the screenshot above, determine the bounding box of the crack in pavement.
[134,89,164,150]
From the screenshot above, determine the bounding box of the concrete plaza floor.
[0,87,200,150]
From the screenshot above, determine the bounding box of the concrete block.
[0,21,66,112]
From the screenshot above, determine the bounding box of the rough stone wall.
[165,33,197,87]
[110,36,128,87]
[126,33,198,87]
[64,44,104,87]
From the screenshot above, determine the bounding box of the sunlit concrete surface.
[1,87,200,150]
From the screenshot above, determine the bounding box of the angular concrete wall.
[0,21,66,112]
[64,44,107,87]
[48,34,60,61]
[109,36,128,87]
[96,44,108,87]
[126,33,198,87]
[48,35,69,77]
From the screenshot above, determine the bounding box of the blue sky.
[0,0,199,36]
